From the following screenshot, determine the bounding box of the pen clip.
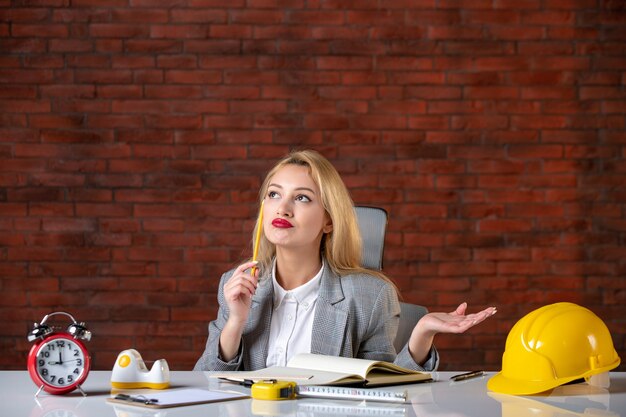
[114,393,159,405]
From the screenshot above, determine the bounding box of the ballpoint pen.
[450,370,485,382]
[218,377,255,388]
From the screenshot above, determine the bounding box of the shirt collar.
[271,258,323,309]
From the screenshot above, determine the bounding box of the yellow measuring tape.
[251,380,297,400]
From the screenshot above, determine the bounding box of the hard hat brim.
[487,357,621,396]
[487,372,581,396]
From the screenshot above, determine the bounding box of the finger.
[226,278,257,296]
[227,264,259,287]
[469,307,497,322]
[224,275,257,298]
[234,260,259,275]
[463,307,497,327]
[225,289,254,306]
[228,271,258,290]
[452,302,467,316]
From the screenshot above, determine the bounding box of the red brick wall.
[1,1,624,372]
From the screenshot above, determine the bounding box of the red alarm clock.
[27,312,92,396]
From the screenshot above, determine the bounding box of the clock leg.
[77,384,87,397]
[34,384,44,398]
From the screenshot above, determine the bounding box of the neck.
[275,248,322,290]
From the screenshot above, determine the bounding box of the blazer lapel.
[310,266,349,357]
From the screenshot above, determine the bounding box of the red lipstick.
[272,218,293,228]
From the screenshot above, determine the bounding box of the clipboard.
[106,388,248,409]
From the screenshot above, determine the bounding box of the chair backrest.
[354,206,388,270]
[354,205,428,353]
[394,302,428,353]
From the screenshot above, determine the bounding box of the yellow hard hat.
[488,302,621,395]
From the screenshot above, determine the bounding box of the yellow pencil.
[251,200,264,276]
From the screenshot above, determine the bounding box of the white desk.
[1,371,624,417]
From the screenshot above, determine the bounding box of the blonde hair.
[251,150,392,285]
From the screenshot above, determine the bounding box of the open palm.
[420,302,497,335]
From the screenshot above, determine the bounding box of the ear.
[322,215,333,234]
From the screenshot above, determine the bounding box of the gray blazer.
[193,264,438,372]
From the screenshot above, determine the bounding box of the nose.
[276,199,293,217]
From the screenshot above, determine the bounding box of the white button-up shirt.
[265,261,323,367]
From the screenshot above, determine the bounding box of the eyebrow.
[268,183,317,195]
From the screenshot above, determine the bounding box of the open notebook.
[212,353,431,387]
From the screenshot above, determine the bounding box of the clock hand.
[47,351,63,365]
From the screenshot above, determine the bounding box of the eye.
[268,190,279,199]
[296,194,311,203]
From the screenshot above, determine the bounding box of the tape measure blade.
[296,385,407,403]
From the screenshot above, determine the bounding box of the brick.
[468,160,525,174]
[231,9,285,25]
[479,219,533,232]
[112,8,169,23]
[439,262,496,276]
[22,55,64,69]
[0,100,50,113]
[12,24,69,38]
[548,25,599,39]
[30,203,73,217]
[41,129,114,143]
[111,306,169,322]
[428,26,484,40]
[125,39,182,53]
[485,190,544,203]
[475,248,530,261]
[151,25,210,39]
[171,9,226,23]
[51,7,109,22]
[424,131,475,144]
[42,218,97,232]
[29,115,86,129]
[509,145,564,158]
[202,114,253,129]
[164,70,221,84]
[90,23,149,38]
[171,100,228,114]
[395,145,446,161]
[0,85,37,99]
[145,115,202,129]
[184,248,230,262]
[75,69,133,84]
[210,24,252,39]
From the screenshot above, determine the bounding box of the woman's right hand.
[219,260,259,362]
[223,260,259,327]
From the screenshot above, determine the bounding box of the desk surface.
[1,370,624,417]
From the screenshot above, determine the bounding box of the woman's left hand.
[407,302,497,365]
[420,302,497,335]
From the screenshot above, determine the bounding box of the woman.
[194,150,496,372]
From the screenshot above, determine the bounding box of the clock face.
[30,334,89,391]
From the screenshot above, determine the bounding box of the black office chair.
[354,206,428,353]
